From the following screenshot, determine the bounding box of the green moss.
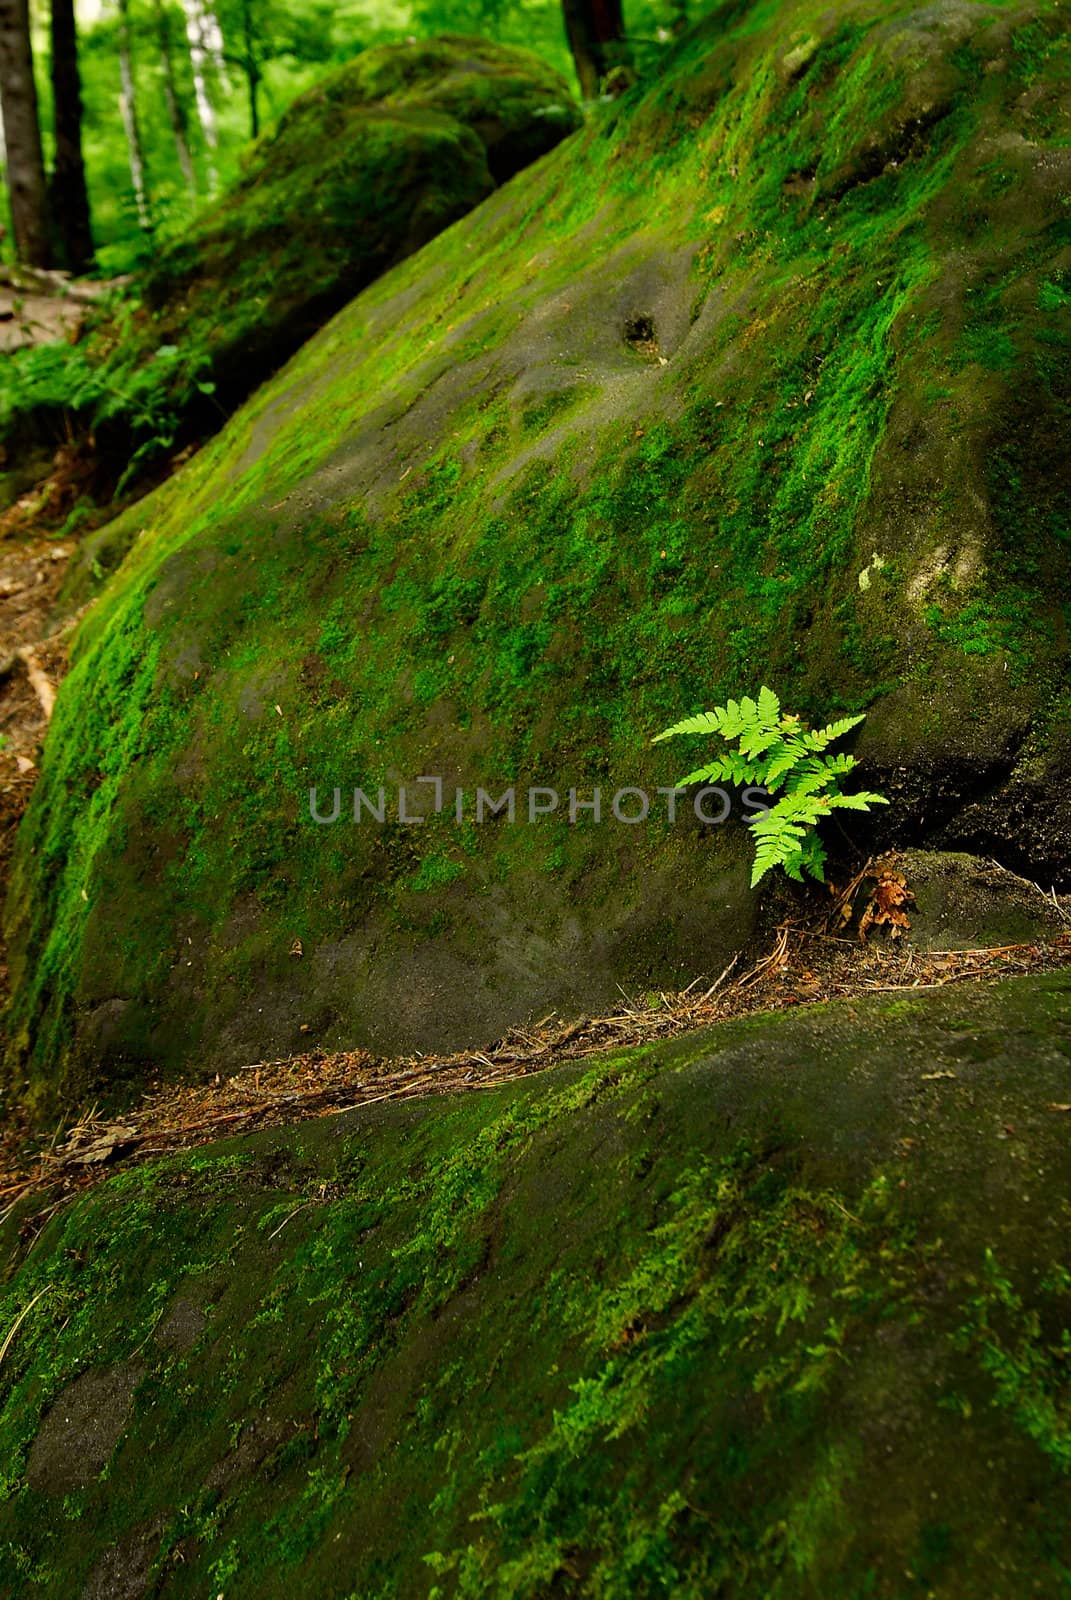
[2,972,1071,1595]
[954,1251,1071,1471]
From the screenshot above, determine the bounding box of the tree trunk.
[153,0,196,193]
[180,0,219,188]
[240,0,260,140]
[49,0,94,273]
[0,0,49,266]
[561,0,629,100]
[117,0,152,232]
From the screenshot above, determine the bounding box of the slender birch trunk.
[117,0,152,232]
[180,0,219,187]
[153,0,196,193]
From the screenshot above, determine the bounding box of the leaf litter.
[3,852,1070,1240]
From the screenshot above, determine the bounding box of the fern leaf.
[799,835,828,881]
[819,714,865,743]
[654,687,885,890]
[738,726,784,760]
[676,759,732,787]
[750,846,781,887]
[675,763,721,788]
[826,791,889,811]
[783,761,844,798]
[652,711,725,744]
[781,851,807,884]
[800,714,864,752]
[763,743,803,791]
[729,752,763,786]
[750,792,824,829]
[757,685,780,725]
[749,816,810,844]
[750,828,803,884]
[819,751,857,776]
[718,699,751,739]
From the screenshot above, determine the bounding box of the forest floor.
[3,889,1070,1245]
[0,268,128,979]
[0,266,114,353]
[0,518,74,1007]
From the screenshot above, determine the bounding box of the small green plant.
[654,685,887,887]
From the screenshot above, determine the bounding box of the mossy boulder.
[2,971,1071,1594]
[0,36,580,483]
[7,0,1071,1111]
[136,35,581,420]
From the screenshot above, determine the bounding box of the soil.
[0,272,123,964]
[0,523,75,997]
[0,265,113,354]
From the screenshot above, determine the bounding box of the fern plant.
[654,685,887,887]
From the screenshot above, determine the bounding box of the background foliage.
[9,0,690,271]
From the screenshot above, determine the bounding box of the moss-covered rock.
[2,971,1071,1595]
[0,36,580,485]
[6,0,1071,1110]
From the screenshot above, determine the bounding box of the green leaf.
[654,688,886,890]
[676,761,731,787]
[757,685,780,725]
[800,714,865,752]
[738,726,783,760]
[763,745,801,791]
[653,711,723,743]
[827,791,889,811]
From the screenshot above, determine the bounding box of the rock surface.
[1,970,1070,1595]
[5,0,1071,1108]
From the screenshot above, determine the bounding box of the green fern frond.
[799,714,865,752]
[676,759,735,787]
[652,710,726,743]
[654,686,886,889]
[757,685,781,725]
[783,768,838,799]
[738,725,784,760]
[814,751,857,777]
[826,790,888,812]
[763,742,805,791]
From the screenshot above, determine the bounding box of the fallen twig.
[15,647,56,721]
[0,1283,53,1371]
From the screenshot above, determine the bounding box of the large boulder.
[0,36,580,484]
[5,0,1071,1111]
[135,34,582,420]
[2,971,1071,1593]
